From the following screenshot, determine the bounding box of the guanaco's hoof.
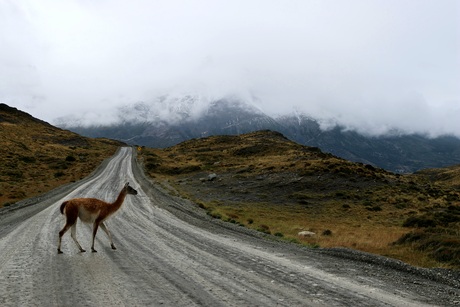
[57,249,63,254]
[111,245,117,250]
[80,249,86,253]
[91,249,97,253]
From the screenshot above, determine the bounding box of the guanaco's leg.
[58,223,71,254]
[70,222,86,252]
[58,204,79,254]
[99,222,116,250]
[91,220,101,252]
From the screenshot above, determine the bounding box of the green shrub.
[366,205,382,212]
[257,224,271,234]
[20,156,36,163]
[54,171,65,178]
[394,231,427,244]
[395,229,460,266]
[285,237,300,244]
[432,247,460,263]
[403,216,437,228]
[65,155,76,162]
[210,212,222,219]
[362,201,373,207]
[161,165,201,175]
[197,202,207,209]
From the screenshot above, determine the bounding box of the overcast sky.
[1,0,459,136]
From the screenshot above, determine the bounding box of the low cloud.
[1,0,459,137]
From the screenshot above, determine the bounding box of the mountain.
[65,97,282,148]
[276,113,460,173]
[58,98,460,173]
[0,103,122,207]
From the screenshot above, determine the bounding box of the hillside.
[0,103,123,207]
[138,130,460,268]
[417,165,460,189]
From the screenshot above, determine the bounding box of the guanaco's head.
[124,182,138,195]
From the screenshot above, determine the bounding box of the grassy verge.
[189,200,445,268]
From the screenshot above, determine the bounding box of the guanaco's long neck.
[111,188,127,210]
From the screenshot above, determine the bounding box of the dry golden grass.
[202,202,442,268]
[0,104,122,207]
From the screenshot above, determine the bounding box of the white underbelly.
[78,208,100,223]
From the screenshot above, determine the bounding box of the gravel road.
[0,147,459,306]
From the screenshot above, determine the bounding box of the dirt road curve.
[0,147,459,306]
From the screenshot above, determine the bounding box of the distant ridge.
[57,99,460,173]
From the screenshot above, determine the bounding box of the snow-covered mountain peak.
[116,93,267,125]
[54,92,269,128]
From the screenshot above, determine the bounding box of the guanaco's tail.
[60,201,68,214]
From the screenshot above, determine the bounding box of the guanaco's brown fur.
[57,182,138,254]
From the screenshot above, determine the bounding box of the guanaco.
[57,182,138,254]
